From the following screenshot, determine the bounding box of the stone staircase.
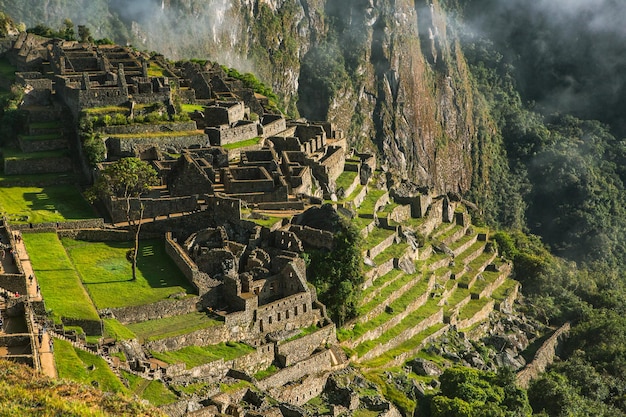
[338,179,519,370]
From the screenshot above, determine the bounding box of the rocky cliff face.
[3,0,485,194]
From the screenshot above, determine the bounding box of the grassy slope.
[61,238,195,309]
[23,233,99,322]
[0,359,164,416]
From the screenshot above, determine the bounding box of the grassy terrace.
[372,242,409,265]
[450,241,487,273]
[457,296,492,322]
[354,298,442,357]
[363,227,396,250]
[23,233,99,322]
[448,231,478,251]
[181,103,205,113]
[434,224,465,242]
[358,271,421,315]
[18,133,63,141]
[357,189,388,217]
[222,137,262,150]
[335,170,358,191]
[126,312,223,342]
[360,270,403,303]
[61,238,195,308]
[121,370,178,406]
[151,342,255,369]
[470,268,504,296]
[54,338,128,394]
[491,278,519,304]
[339,272,429,342]
[360,323,447,368]
[0,184,95,224]
[457,251,497,288]
[378,201,401,217]
[444,287,472,315]
[2,148,69,161]
[82,105,129,115]
[353,216,373,231]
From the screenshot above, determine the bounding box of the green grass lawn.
[23,233,99,322]
[221,137,262,150]
[0,184,95,224]
[151,342,255,369]
[102,318,137,341]
[61,238,196,309]
[54,338,128,394]
[126,312,223,342]
[335,170,358,191]
[181,103,205,113]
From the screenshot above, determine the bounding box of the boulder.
[407,358,442,376]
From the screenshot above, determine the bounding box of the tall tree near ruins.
[86,157,159,280]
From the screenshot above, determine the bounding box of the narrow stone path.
[13,234,56,378]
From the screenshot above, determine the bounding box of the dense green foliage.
[421,367,531,417]
[306,217,364,326]
[297,41,350,120]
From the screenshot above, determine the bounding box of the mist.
[462,0,626,136]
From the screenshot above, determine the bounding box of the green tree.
[77,25,92,43]
[86,158,159,280]
[306,215,364,325]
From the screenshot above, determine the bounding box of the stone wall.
[165,340,275,385]
[208,195,242,223]
[105,195,198,223]
[4,155,72,175]
[62,318,103,336]
[258,349,333,392]
[271,372,331,407]
[255,292,318,335]
[222,166,274,194]
[276,323,337,367]
[106,296,202,324]
[165,233,218,293]
[261,116,287,138]
[517,322,571,389]
[0,274,27,295]
[455,300,495,329]
[101,121,197,135]
[106,133,208,157]
[18,137,68,153]
[146,324,230,353]
[57,228,132,241]
[207,121,258,146]
[367,229,398,259]
[362,258,396,290]
[289,225,334,250]
[14,218,105,232]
